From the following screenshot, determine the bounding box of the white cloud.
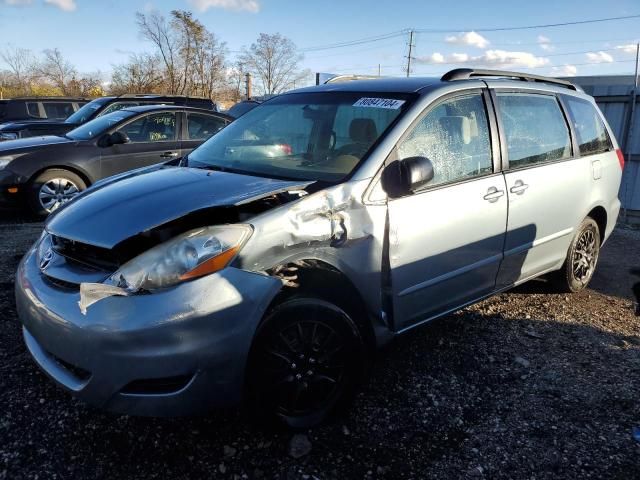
[445,31,490,49]
[188,0,260,13]
[420,49,548,69]
[616,44,638,54]
[44,0,76,11]
[537,35,554,52]
[551,64,577,77]
[585,51,614,63]
[428,52,445,63]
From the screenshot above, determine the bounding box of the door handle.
[160,151,179,158]
[510,180,529,195]
[483,186,505,203]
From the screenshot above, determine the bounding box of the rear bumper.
[15,245,283,416]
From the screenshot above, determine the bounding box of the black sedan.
[0,105,231,215]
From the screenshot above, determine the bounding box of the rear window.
[43,102,74,119]
[27,102,42,118]
[496,93,572,168]
[563,96,612,156]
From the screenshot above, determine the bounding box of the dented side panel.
[236,178,391,342]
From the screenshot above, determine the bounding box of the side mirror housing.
[380,156,435,198]
[107,131,130,146]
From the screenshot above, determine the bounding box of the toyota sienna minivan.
[16,69,623,429]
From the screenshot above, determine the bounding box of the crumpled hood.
[0,134,72,152]
[47,166,312,248]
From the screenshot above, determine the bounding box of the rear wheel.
[246,297,365,430]
[552,217,600,293]
[28,169,86,216]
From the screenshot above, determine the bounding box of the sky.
[1,0,640,84]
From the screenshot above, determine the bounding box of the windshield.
[187,92,413,181]
[65,98,111,124]
[66,110,136,141]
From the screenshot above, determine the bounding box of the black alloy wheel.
[246,297,365,430]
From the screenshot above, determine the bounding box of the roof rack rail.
[441,68,578,91]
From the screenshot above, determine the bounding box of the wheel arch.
[28,164,94,189]
[265,259,377,354]
[586,205,607,244]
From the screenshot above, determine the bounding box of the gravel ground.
[0,213,639,479]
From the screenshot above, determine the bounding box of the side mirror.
[108,131,130,146]
[380,156,435,198]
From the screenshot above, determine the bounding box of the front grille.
[42,274,79,291]
[51,235,120,272]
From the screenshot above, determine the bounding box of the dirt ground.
[0,210,638,479]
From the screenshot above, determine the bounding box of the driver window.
[397,93,493,187]
[117,112,176,143]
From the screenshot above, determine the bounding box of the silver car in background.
[16,69,623,429]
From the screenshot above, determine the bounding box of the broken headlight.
[106,225,253,291]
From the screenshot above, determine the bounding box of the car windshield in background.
[66,110,135,141]
[65,98,111,124]
[187,92,414,182]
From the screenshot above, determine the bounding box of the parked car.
[0,105,231,214]
[15,69,623,429]
[0,97,87,132]
[226,99,262,118]
[0,94,216,141]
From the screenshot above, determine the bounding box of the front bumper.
[0,169,23,205]
[15,245,282,416]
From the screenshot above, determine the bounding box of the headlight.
[36,232,53,263]
[106,225,253,291]
[0,155,16,169]
[0,133,18,141]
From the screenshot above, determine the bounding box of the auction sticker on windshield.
[353,98,405,109]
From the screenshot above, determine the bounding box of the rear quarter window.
[27,102,43,118]
[563,96,612,156]
[0,103,6,119]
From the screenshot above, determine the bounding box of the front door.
[100,111,180,179]
[387,91,509,331]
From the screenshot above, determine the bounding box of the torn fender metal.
[47,166,312,249]
[237,178,389,334]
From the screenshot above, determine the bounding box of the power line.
[414,13,640,33]
[297,14,640,53]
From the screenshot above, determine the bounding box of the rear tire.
[552,217,600,293]
[28,169,86,217]
[246,297,366,430]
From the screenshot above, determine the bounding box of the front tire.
[28,169,86,217]
[246,297,365,430]
[552,217,600,293]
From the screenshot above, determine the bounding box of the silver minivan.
[16,69,623,428]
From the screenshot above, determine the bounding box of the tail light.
[616,149,625,170]
[279,144,293,155]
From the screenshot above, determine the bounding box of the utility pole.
[245,73,252,100]
[405,30,415,77]
[635,42,639,88]
[378,64,381,77]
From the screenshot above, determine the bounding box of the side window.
[43,102,74,119]
[397,92,493,187]
[27,102,43,118]
[563,96,612,156]
[99,102,139,117]
[496,93,571,168]
[186,113,228,140]
[117,112,177,143]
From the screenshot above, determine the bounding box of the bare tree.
[110,53,164,94]
[1,45,36,95]
[239,33,305,95]
[136,11,180,94]
[37,48,77,95]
